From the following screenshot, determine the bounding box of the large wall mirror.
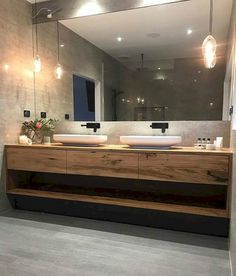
[34,0,233,121]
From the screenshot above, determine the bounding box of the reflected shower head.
[32,8,51,19]
[32,7,62,19]
[46,8,62,18]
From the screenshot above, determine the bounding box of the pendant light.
[55,21,63,79]
[202,0,217,69]
[33,0,42,73]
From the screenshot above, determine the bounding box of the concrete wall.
[0,0,34,211]
[57,120,230,147]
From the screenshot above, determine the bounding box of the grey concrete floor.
[0,209,231,276]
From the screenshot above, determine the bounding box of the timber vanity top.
[5,144,233,154]
[5,144,233,236]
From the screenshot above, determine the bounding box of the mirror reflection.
[34,0,233,121]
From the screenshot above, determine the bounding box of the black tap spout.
[150,123,169,134]
[81,123,100,133]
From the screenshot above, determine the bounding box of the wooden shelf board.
[7,188,228,218]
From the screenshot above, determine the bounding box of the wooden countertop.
[5,144,233,155]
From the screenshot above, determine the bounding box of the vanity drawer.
[6,147,67,174]
[67,150,139,179]
[139,153,230,185]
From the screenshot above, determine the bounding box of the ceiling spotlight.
[117,37,123,42]
[60,43,65,48]
[187,29,193,35]
[158,67,161,70]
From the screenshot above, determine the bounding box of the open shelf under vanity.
[7,170,229,218]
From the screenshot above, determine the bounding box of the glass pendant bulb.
[55,63,63,79]
[202,35,217,69]
[204,52,216,69]
[202,0,217,69]
[34,55,41,73]
[202,35,217,56]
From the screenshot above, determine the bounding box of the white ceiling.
[61,0,233,70]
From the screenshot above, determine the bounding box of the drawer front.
[6,148,67,174]
[67,151,138,179]
[139,153,230,184]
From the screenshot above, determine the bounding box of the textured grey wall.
[57,120,230,147]
[0,0,34,211]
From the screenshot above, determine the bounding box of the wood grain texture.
[6,147,66,174]
[139,153,230,185]
[67,150,139,179]
[5,144,233,155]
[7,188,228,218]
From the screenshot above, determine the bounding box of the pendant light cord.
[35,0,39,54]
[57,21,60,62]
[141,53,144,71]
[209,0,213,35]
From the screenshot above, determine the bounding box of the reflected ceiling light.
[55,63,63,79]
[3,64,10,73]
[202,0,217,69]
[33,0,42,73]
[55,21,63,79]
[187,29,192,35]
[77,1,102,17]
[142,0,185,6]
[34,55,42,73]
[117,37,123,42]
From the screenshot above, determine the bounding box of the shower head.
[46,8,62,18]
[32,8,51,19]
[32,7,62,19]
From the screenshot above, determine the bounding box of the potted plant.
[22,118,58,144]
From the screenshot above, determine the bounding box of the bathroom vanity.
[5,145,232,236]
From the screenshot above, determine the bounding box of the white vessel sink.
[120,135,182,148]
[53,134,108,146]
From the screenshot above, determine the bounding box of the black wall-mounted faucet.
[81,123,100,133]
[150,122,169,134]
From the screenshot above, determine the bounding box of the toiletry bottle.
[215,137,223,149]
[207,138,211,144]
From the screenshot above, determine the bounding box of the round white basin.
[53,134,108,145]
[120,135,182,148]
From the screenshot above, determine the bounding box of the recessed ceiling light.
[60,43,65,48]
[158,67,161,70]
[187,29,193,35]
[117,37,123,42]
